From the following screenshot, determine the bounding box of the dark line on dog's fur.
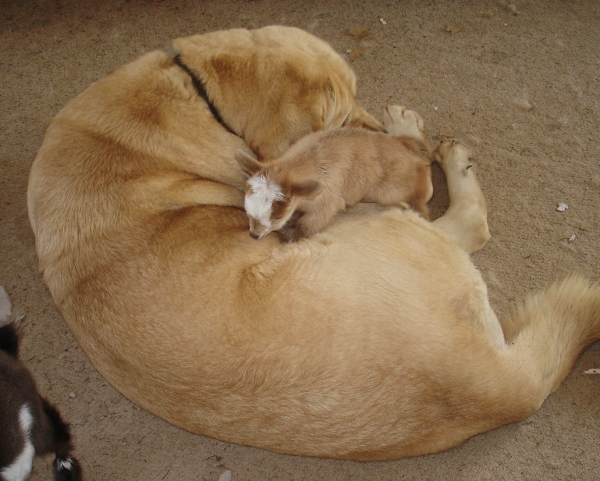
[173,54,237,136]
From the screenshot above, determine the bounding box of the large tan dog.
[28,26,600,461]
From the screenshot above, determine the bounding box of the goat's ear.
[235,150,262,176]
[291,180,321,199]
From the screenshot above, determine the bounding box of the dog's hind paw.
[383,105,425,141]
[54,456,82,481]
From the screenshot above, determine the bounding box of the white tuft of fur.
[1,404,35,481]
[245,175,284,230]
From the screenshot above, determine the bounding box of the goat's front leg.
[279,204,340,242]
[432,141,491,254]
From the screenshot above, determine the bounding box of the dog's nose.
[249,231,261,240]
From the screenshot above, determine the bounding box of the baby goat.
[236,126,433,241]
[0,323,81,481]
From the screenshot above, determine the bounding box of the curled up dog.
[236,106,433,241]
[0,323,81,481]
[27,26,600,461]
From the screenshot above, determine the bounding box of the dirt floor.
[1,0,599,479]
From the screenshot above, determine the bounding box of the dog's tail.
[503,275,600,405]
[42,398,83,481]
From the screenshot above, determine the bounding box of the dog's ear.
[348,106,387,133]
[235,150,262,176]
[291,180,321,199]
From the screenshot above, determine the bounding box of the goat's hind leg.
[433,141,491,254]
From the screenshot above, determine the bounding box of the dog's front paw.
[383,105,425,140]
[434,140,473,173]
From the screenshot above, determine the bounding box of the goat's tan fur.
[27,26,600,461]
[237,116,433,241]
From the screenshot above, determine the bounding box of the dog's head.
[236,151,321,239]
[172,27,385,161]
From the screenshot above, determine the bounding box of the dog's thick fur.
[27,26,600,461]
[236,112,433,241]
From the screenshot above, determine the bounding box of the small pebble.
[218,470,232,481]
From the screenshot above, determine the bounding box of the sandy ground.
[1,1,599,480]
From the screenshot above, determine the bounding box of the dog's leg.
[40,398,82,481]
[383,105,426,141]
[432,141,490,254]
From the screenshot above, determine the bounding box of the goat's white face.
[244,175,291,239]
